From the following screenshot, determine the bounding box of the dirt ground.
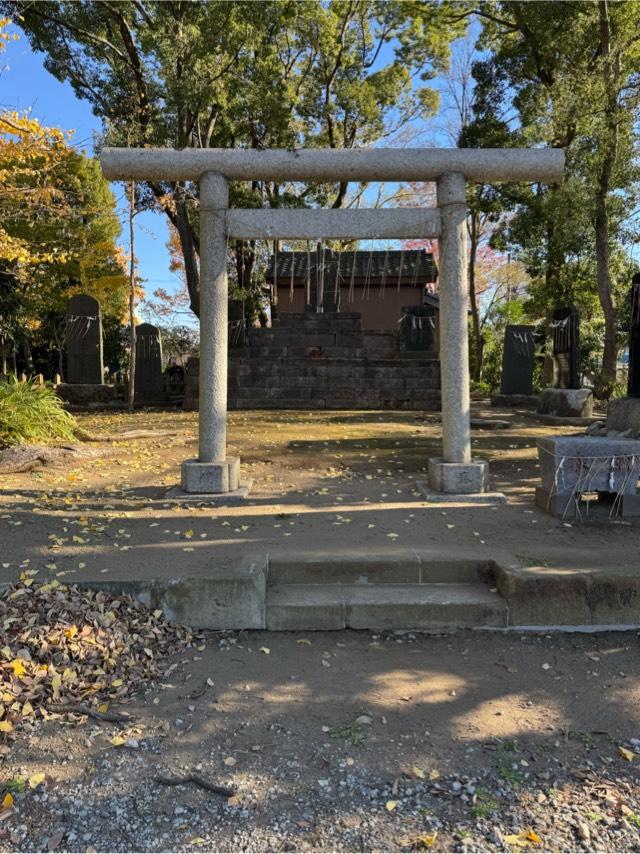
[1,629,640,852]
[0,405,637,588]
[1,407,640,852]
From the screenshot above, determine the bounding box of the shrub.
[0,377,78,448]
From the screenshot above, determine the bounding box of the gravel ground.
[1,629,639,853]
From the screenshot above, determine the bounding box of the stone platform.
[183,312,441,411]
[536,434,640,518]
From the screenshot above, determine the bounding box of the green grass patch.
[327,723,368,746]
[0,378,78,448]
[472,787,500,819]
[494,755,524,787]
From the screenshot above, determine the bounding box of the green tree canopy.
[465,0,640,393]
[4,0,465,314]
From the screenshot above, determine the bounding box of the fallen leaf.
[111,735,126,747]
[415,831,438,849]
[1,793,13,809]
[28,772,46,789]
[428,769,440,781]
[411,766,425,779]
[259,647,270,655]
[503,829,542,848]
[0,721,14,733]
[619,746,635,762]
[189,838,206,845]
[9,659,27,678]
[386,800,399,811]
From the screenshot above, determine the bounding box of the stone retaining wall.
[184,312,441,411]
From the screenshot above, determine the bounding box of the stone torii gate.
[101,147,564,497]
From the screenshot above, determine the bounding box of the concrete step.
[268,553,491,586]
[266,583,507,630]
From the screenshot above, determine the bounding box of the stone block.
[606,397,640,434]
[492,563,592,626]
[161,561,266,629]
[267,587,346,630]
[55,383,118,406]
[181,456,240,493]
[588,569,640,624]
[427,457,490,494]
[536,435,640,499]
[537,387,593,418]
[534,485,576,517]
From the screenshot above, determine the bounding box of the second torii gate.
[101,147,564,497]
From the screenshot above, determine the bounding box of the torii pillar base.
[181,456,242,494]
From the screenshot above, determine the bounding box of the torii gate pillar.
[181,172,242,494]
[427,172,489,494]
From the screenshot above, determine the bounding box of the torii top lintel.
[100,147,564,184]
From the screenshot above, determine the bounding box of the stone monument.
[65,294,104,384]
[537,306,592,418]
[550,306,580,389]
[500,325,536,395]
[134,323,164,404]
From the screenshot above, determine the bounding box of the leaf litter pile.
[0,579,193,740]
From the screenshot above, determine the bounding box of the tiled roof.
[266,249,437,285]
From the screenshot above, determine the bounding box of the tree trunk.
[467,210,484,381]
[594,184,617,396]
[593,0,619,398]
[174,197,201,316]
[128,181,137,413]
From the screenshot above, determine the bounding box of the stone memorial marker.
[500,325,536,395]
[134,323,163,403]
[550,306,580,389]
[65,294,104,384]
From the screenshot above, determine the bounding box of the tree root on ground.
[45,703,134,723]
[155,772,237,797]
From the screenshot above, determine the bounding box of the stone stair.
[266,553,508,630]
